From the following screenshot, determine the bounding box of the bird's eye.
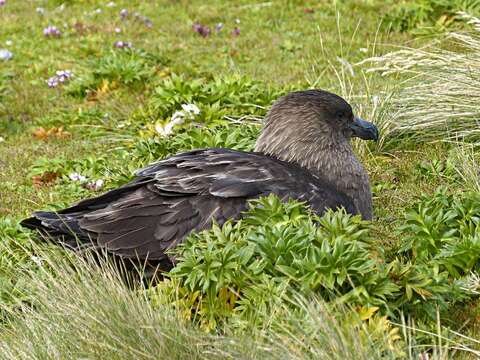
[335,111,345,119]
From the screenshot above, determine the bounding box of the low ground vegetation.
[2,0,480,358]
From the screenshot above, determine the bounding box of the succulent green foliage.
[399,188,480,277]
[129,123,259,166]
[66,49,161,97]
[142,74,287,123]
[169,195,394,328]
[166,191,480,328]
[386,0,480,32]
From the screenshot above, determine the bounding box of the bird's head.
[255,89,378,161]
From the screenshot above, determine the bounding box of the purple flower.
[232,27,240,36]
[0,0,5,6]
[47,77,59,88]
[143,17,153,28]
[69,172,87,182]
[114,40,132,49]
[132,12,153,28]
[192,22,211,37]
[47,70,73,88]
[56,70,73,82]
[215,23,224,32]
[120,8,128,19]
[44,25,61,37]
[0,49,13,61]
[85,179,104,191]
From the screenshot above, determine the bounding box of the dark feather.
[21,148,356,269]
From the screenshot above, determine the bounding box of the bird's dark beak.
[349,117,379,141]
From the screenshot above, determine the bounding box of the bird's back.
[21,148,356,270]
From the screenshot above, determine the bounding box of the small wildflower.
[171,110,186,123]
[143,17,153,28]
[215,22,224,32]
[114,40,132,49]
[36,7,45,14]
[132,12,153,27]
[181,103,200,115]
[47,70,73,88]
[359,47,368,53]
[69,172,87,182]
[0,136,5,143]
[56,70,73,79]
[0,0,5,6]
[47,77,59,88]
[31,256,43,266]
[94,8,102,14]
[5,40,12,46]
[85,179,104,191]
[155,103,200,137]
[120,8,128,19]
[44,25,61,37]
[235,18,240,24]
[106,1,116,7]
[192,22,211,37]
[114,27,121,33]
[0,49,13,60]
[232,27,240,36]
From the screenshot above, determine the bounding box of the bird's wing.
[25,148,355,263]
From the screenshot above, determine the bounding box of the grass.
[2,0,480,358]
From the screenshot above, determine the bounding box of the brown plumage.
[21,89,378,271]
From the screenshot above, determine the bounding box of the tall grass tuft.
[0,245,392,359]
[362,13,480,150]
[0,249,209,360]
[1,245,479,359]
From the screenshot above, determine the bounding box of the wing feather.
[23,148,356,266]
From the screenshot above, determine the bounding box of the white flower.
[36,7,45,14]
[5,40,12,46]
[31,256,43,266]
[171,110,186,122]
[0,136,5,143]
[0,49,13,61]
[155,113,186,137]
[181,103,200,115]
[86,179,104,191]
[69,172,87,182]
[154,105,199,137]
[359,47,368,53]
[106,1,116,7]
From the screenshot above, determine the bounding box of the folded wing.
[22,148,356,265]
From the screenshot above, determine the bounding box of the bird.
[21,89,379,272]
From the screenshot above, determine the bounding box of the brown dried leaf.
[32,171,61,188]
[33,126,71,140]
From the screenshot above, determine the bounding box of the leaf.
[32,127,71,141]
[32,171,61,187]
[357,305,380,321]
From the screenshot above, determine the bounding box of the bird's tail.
[21,211,91,249]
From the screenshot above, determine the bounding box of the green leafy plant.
[66,49,159,97]
[385,0,480,32]
[398,188,480,273]
[168,195,400,329]
[141,74,286,124]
